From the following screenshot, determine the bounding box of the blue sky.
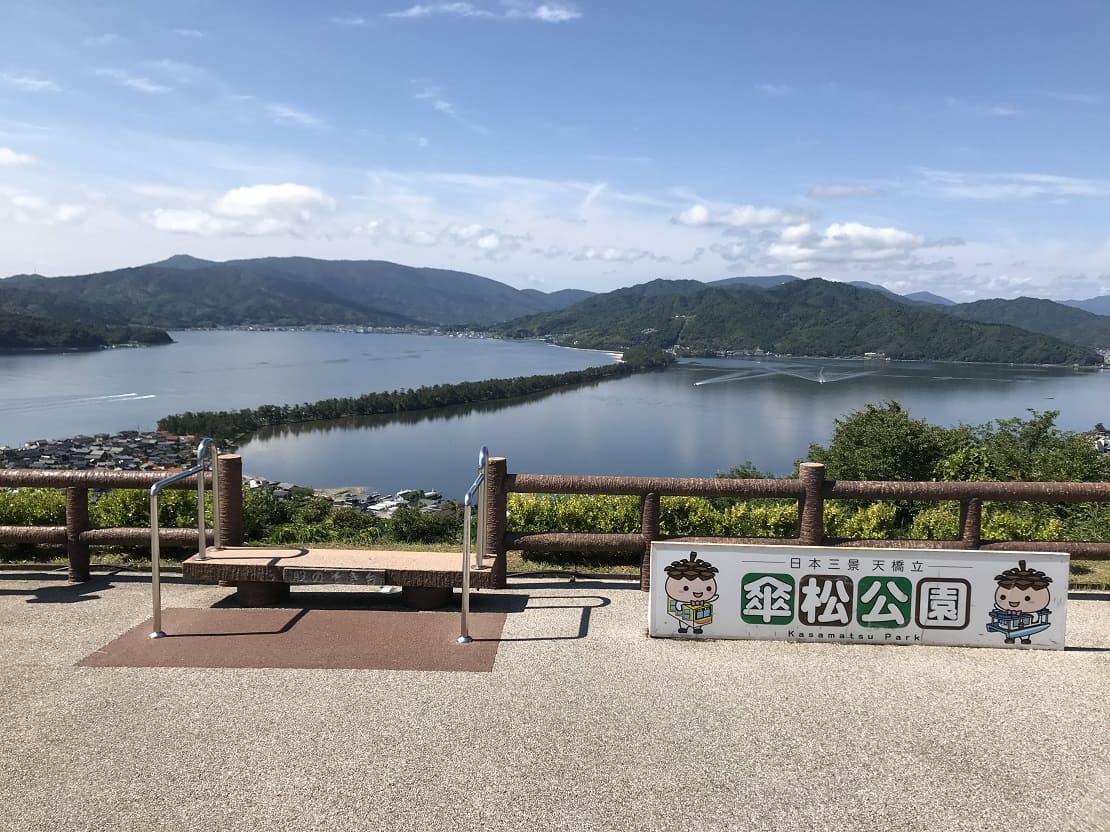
[1,1,1107,301]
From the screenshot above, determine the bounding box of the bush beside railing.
[480,459,1110,590]
[2,453,1107,591]
[0,456,243,580]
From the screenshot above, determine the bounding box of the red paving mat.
[79,608,505,672]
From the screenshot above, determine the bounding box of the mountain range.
[496,278,1102,365]
[1,255,1108,364]
[0,255,591,330]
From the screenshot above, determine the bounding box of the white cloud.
[96,68,172,94]
[755,83,793,97]
[215,184,335,217]
[766,221,926,266]
[0,147,35,166]
[388,3,495,18]
[673,202,807,228]
[147,183,335,237]
[54,204,87,222]
[0,186,87,226]
[86,33,122,46]
[266,103,325,129]
[330,16,368,25]
[710,242,745,261]
[145,59,207,85]
[945,97,1023,118]
[386,2,579,21]
[174,28,206,38]
[807,184,883,199]
[920,169,1108,200]
[411,82,487,133]
[570,245,667,263]
[0,72,62,93]
[506,2,581,22]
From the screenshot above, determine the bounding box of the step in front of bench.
[182,546,498,590]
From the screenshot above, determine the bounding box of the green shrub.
[292,496,332,525]
[506,494,639,534]
[909,505,960,540]
[389,505,460,543]
[241,487,294,541]
[0,488,66,525]
[823,501,899,539]
[90,488,206,528]
[981,508,1065,542]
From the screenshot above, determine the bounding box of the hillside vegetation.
[0,256,591,329]
[941,297,1110,349]
[498,278,1103,365]
[0,309,171,352]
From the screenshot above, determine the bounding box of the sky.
[1,1,1108,302]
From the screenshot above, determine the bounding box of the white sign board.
[648,543,1068,650]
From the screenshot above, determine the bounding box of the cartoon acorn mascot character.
[987,560,1053,644]
[663,552,719,635]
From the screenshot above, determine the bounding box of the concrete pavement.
[0,569,1107,832]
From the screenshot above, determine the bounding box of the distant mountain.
[707,275,954,307]
[521,287,595,307]
[149,254,216,270]
[845,280,916,304]
[497,277,1101,365]
[0,256,588,328]
[940,297,1110,349]
[707,275,799,290]
[1062,296,1110,316]
[904,291,955,306]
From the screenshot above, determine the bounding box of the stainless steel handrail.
[475,446,488,570]
[458,446,490,645]
[147,439,220,639]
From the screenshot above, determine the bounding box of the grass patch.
[1069,559,1110,590]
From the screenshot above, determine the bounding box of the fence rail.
[0,455,243,580]
[2,452,1107,591]
[487,458,1110,590]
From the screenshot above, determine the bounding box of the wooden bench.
[183,546,500,610]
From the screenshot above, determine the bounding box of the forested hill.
[0,309,172,352]
[0,256,590,328]
[939,297,1110,349]
[497,278,1103,365]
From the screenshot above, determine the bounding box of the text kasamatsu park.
[648,543,1068,650]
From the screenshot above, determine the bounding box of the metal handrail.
[147,439,220,639]
[458,446,489,645]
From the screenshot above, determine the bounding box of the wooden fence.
[481,459,1110,590]
[0,455,243,581]
[1,454,1107,590]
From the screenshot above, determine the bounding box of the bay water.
[2,330,1108,498]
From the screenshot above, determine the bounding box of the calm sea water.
[3,331,1108,497]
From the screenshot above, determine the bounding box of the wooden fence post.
[639,492,660,592]
[65,486,90,582]
[216,454,243,546]
[798,462,826,546]
[485,457,508,588]
[959,497,982,549]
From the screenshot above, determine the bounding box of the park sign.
[648,542,1068,650]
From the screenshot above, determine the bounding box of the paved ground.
[0,569,1107,832]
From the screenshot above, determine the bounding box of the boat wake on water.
[694,364,878,386]
[0,392,156,414]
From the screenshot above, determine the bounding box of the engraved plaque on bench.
[283,567,388,586]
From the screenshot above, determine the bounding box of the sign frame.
[648,542,1067,650]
